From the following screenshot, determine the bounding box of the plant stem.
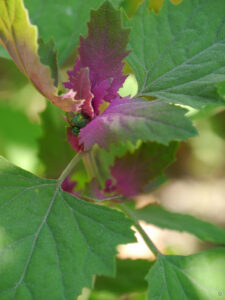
[58,152,83,185]
[119,203,161,257]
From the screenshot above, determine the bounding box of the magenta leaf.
[79,97,197,150]
[111,142,178,197]
[78,1,130,101]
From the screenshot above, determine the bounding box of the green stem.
[119,203,161,257]
[58,152,83,185]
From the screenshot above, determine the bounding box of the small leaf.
[133,204,225,244]
[0,45,10,59]
[0,157,135,299]
[124,0,225,108]
[79,97,197,150]
[111,142,178,196]
[0,0,77,112]
[146,249,225,299]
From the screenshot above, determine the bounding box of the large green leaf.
[133,204,225,244]
[24,0,123,66]
[146,249,225,299]
[124,0,225,108]
[0,157,135,299]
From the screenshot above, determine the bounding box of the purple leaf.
[79,97,197,150]
[79,1,130,100]
[111,142,178,197]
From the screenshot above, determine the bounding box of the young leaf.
[0,0,77,112]
[124,0,225,108]
[79,97,197,150]
[0,157,135,299]
[79,1,130,101]
[146,249,225,299]
[111,142,178,196]
[133,204,225,244]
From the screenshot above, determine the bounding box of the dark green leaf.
[124,0,225,108]
[0,157,135,299]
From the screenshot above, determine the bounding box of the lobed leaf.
[0,0,78,112]
[133,204,225,244]
[146,249,225,299]
[79,97,197,150]
[124,0,225,108]
[0,157,135,299]
[111,142,178,196]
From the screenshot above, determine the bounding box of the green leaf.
[124,0,225,108]
[93,258,152,295]
[38,102,74,178]
[0,45,10,59]
[133,204,225,244]
[111,142,178,196]
[0,157,135,299]
[38,39,58,86]
[24,0,123,65]
[146,249,225,299]
[0,0,77,112]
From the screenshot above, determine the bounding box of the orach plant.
[0,0,225,299]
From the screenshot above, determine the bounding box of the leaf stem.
[58,152,83,185]
[119,203,161,257]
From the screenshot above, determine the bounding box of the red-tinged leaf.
[79,97,197,150]
[0,0,78,112]
[79,1,130,100]
[65,67,94,119]
[111,142,178,196]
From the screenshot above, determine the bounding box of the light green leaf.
[24,0,123,65]
[124,0,225,108]
[134,204,225,244]
[0,45,10,59]
[0,0,77,112]
[0,157,135,299]
[146,249,225,299]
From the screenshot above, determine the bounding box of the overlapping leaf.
[0,0,77,112]
[124,0,225,108]
[79,97,197,150]
[146,249,225,299]
[0,157,135,299]
[23,0,123,65]
[133,204,225,244]
[111,142,177,196]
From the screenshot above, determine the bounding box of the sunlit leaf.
[124,0,225,108]
[146,249,225,299]
[79,97,197,150]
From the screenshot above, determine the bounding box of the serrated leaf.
[78,1,130,101]
[0,0,77,112]
[0,157,135,299]
[124,0,225,108]
[79,97,197,150]
[24,0,123,65]
[111,142,178,196]
[133,204,225,244]
[146,249,225,300]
